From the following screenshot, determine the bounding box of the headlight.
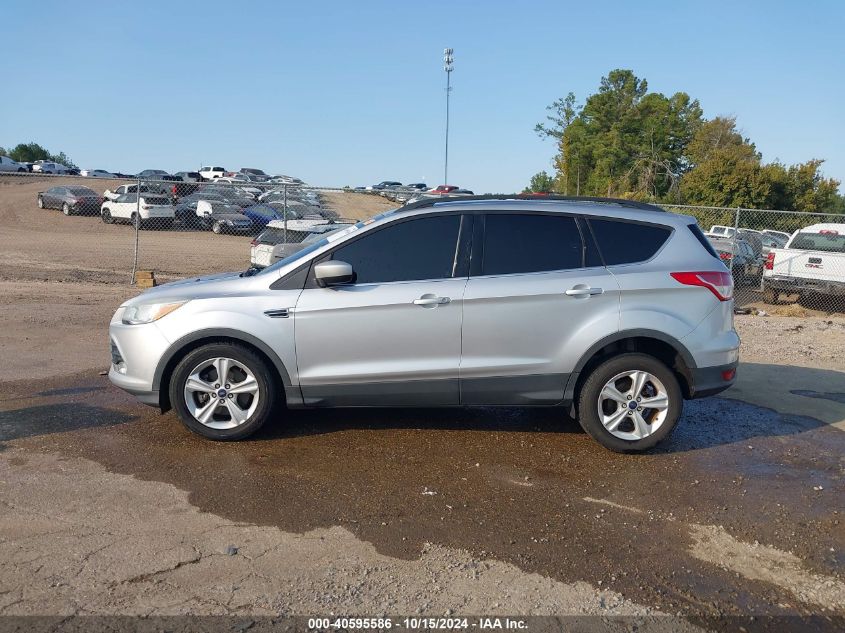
[121,301,188,325]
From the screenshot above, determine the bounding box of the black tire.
[212,220,222,234]
[37,196,44,209]
[17,168,25,172]
[101,209,113,224]
[762,283,779,305]
[169,343,278,440]
[62,202,72,216]
[577,353,683,453]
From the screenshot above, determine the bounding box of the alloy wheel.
[183,357,260,430]
[597,370,670,441]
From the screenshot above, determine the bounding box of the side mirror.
[314,260,354,287]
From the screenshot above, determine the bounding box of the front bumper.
[689,361,738,399]
[108,312,171,408]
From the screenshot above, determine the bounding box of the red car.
[428,185,459,194]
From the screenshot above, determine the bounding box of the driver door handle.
[565,285,603,297]
[413,295,451,307]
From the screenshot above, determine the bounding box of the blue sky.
[2,0,843,193]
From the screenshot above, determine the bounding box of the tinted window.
[588,218,671,265]
[688,223,720,259]
[481,213,582,276]
[331,215,461,284]
[790,232,845,254]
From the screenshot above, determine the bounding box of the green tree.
[540,69,703,200]
[522,171,556,193]
[7,142,77,168]
[9,142,51,163]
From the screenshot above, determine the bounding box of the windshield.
[257,210,396,276]
[790,232,845,253]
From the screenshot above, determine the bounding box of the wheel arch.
[153,329,293,412]
[564,329,697,405]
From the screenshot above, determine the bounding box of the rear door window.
[480,213,583,276]
[587,218,671,265]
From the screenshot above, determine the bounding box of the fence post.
[131,176,141,285]
[283,184,288,244]
[729,206,741,275]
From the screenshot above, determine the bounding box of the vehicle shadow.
[252,362,844,454]
[0,403,135,449]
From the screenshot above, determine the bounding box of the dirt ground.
[1,175,844,627]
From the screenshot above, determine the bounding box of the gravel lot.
[1,175,844,627]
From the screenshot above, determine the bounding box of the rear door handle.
[565,285,603,297]
[413,294,451,307]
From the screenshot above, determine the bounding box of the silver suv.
[108,196,740,452]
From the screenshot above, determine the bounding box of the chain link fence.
[1,171,843,313]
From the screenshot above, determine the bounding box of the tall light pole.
[443,48,454,186]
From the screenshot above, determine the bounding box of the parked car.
[762,229,791,242]
[239,168,271,182]
[241,203,290,229]
[199,166,227,181]
[0,156,28,172]
[428,185,459,194]
[763,223,845,303]
[80,169,116,178]
[107,196,738,452]
[31,161,69,174]
[103,183,160,202]
[213,177,262,197]
[199,185,257,207]
[100,193,175,228]
[174,193,227,225]
[760,233,787,255]
[707,225,736,238]
[366,181,402,190]
[406,183,428,191]
[137,169,171,179]
[250,223,349,268]
[37,186,102,215]
[174,171,202,182]
[707,236,763,285]
[736,228,764,257]
[193,200,253,233]
[267,175,303,185]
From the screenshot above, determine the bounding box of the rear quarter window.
[587,218,672,265]
[688,223,720,259]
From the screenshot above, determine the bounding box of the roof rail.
[398,194,665,213]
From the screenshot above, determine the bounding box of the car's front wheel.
[37,196,44,209]
[101,209,113,224]
[212,220,223,234]
[577,353,682,452]
[62,202,72,216]
[169,343,277,440]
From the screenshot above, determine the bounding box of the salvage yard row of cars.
[34,169,358,269]
[704,224,845,302]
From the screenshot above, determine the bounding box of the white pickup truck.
[762,223,845,303]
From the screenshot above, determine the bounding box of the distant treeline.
[528,69,843,213]
[0,142,77,169]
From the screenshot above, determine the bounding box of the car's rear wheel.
[169,343,277,440]
[62,202,72,216]
[101,209,113,224]
[37,196,44,209]
[577,353,682,452]
[762,283,780,305]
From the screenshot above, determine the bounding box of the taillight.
[719,252,732,261]
[250,238,258,246]
[765,252,775,270]
[670,271,733,301]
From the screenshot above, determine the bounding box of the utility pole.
[443,48,454,186]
